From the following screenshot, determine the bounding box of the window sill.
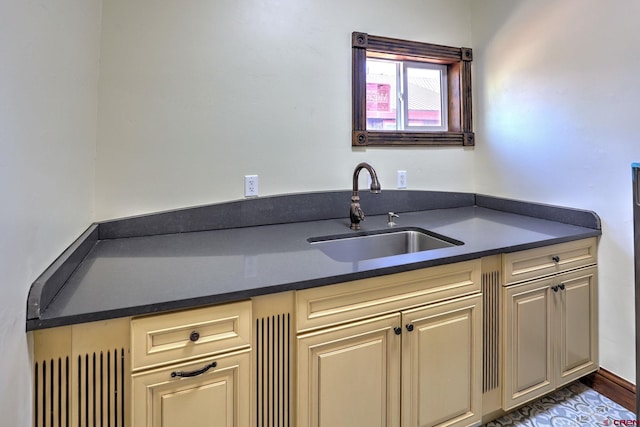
[352,130,474,147]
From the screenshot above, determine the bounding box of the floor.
[484,382,635,426]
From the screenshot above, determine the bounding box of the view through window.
[366,59,447,131]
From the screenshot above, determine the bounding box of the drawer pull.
[394,327,402,335]
[189,331,200,342]
[405,324,414,332]
[558,283,565,291]
[551,285,559,292]
[552,256,560,263]
[171,361,217,378]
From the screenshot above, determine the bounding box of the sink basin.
[308,227,463,262]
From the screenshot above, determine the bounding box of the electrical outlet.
[245,175,259,197]
[397,170,407,189]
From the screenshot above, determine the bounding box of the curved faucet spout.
[352,162,381,196]
[350,162,381,230]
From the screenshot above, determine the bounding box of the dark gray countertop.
[26,191,601,330]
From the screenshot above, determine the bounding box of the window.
[366,59,448,131]
[352,32,474,146]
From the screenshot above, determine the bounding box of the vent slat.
[112,353,115,427]
[65,357,69,427]
[34,362,39,427]
[49,359,53,427]
[57,358,61,427]
[257,313,291,427]
[482,271,500,393]
[107,351,111,427]
[33,349,126,427]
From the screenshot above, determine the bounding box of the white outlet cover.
[397,170,407,189]
[245,175,259,197]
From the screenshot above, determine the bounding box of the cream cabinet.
[402,295,482,427]
[30,237,600,427]
[297,313,402,427]
[556,268,598,384]
[503,276,555,408]
[296,261,483,427]
[131,350,251,427]
[130,300,253,427]
[31,317,132,427]
[502,238,598,410]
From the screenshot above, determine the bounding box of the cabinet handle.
[171,361,217,378]
[551,285,559,292]
[189,331,200,342]
[552,256,560,263]
[394,327,402,335]
[559,283,565,291]
[405,324,414,332]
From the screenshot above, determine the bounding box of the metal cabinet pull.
[394,327,402,335]
[171,362,217,378]
[558,283,565,291]
[551,285,559,292]
[552,256,560,263]
[405,324,414,332]
[189,331,200,342]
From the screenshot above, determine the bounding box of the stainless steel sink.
[308,228,462,262]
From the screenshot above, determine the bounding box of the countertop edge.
[475,194,601,229]
[26,225,99,322]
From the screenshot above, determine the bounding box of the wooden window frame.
[352,32,474,147]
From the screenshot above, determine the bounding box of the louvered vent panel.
[34,357,69,427]
[34,349,126,427]
[482,270,500,393]
[256,314,291,427]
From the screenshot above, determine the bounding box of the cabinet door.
[402,294,482,427]
[132,350,251,427]
[556,267,598,387]
[503,278,555,410]
[297,313,401,427]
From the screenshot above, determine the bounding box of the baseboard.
[580,368,636,413]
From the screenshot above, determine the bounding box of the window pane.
[406,67,445,129]
[366,59,397,130]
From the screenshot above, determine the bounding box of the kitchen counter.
[26,190,601,331]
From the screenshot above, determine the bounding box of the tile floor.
[484,382,635,426]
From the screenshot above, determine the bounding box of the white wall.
[95,0,475,220]
[5,2,637,423]
[0,0,101,424]
[472,0,640,382]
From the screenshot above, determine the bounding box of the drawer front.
[296,259,481,333]
[131,349,251,427]
[131,300,251,371]
[502,238,597,286]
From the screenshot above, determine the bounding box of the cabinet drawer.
[131,349,251,427]
[296,259,481,333]
[131,300,252,371]
[502,238,597,285]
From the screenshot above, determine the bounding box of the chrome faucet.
[387,212,399,227]
[350,162,381,230]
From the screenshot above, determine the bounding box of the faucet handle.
[350,202,365,230]
[387,212,399,227]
